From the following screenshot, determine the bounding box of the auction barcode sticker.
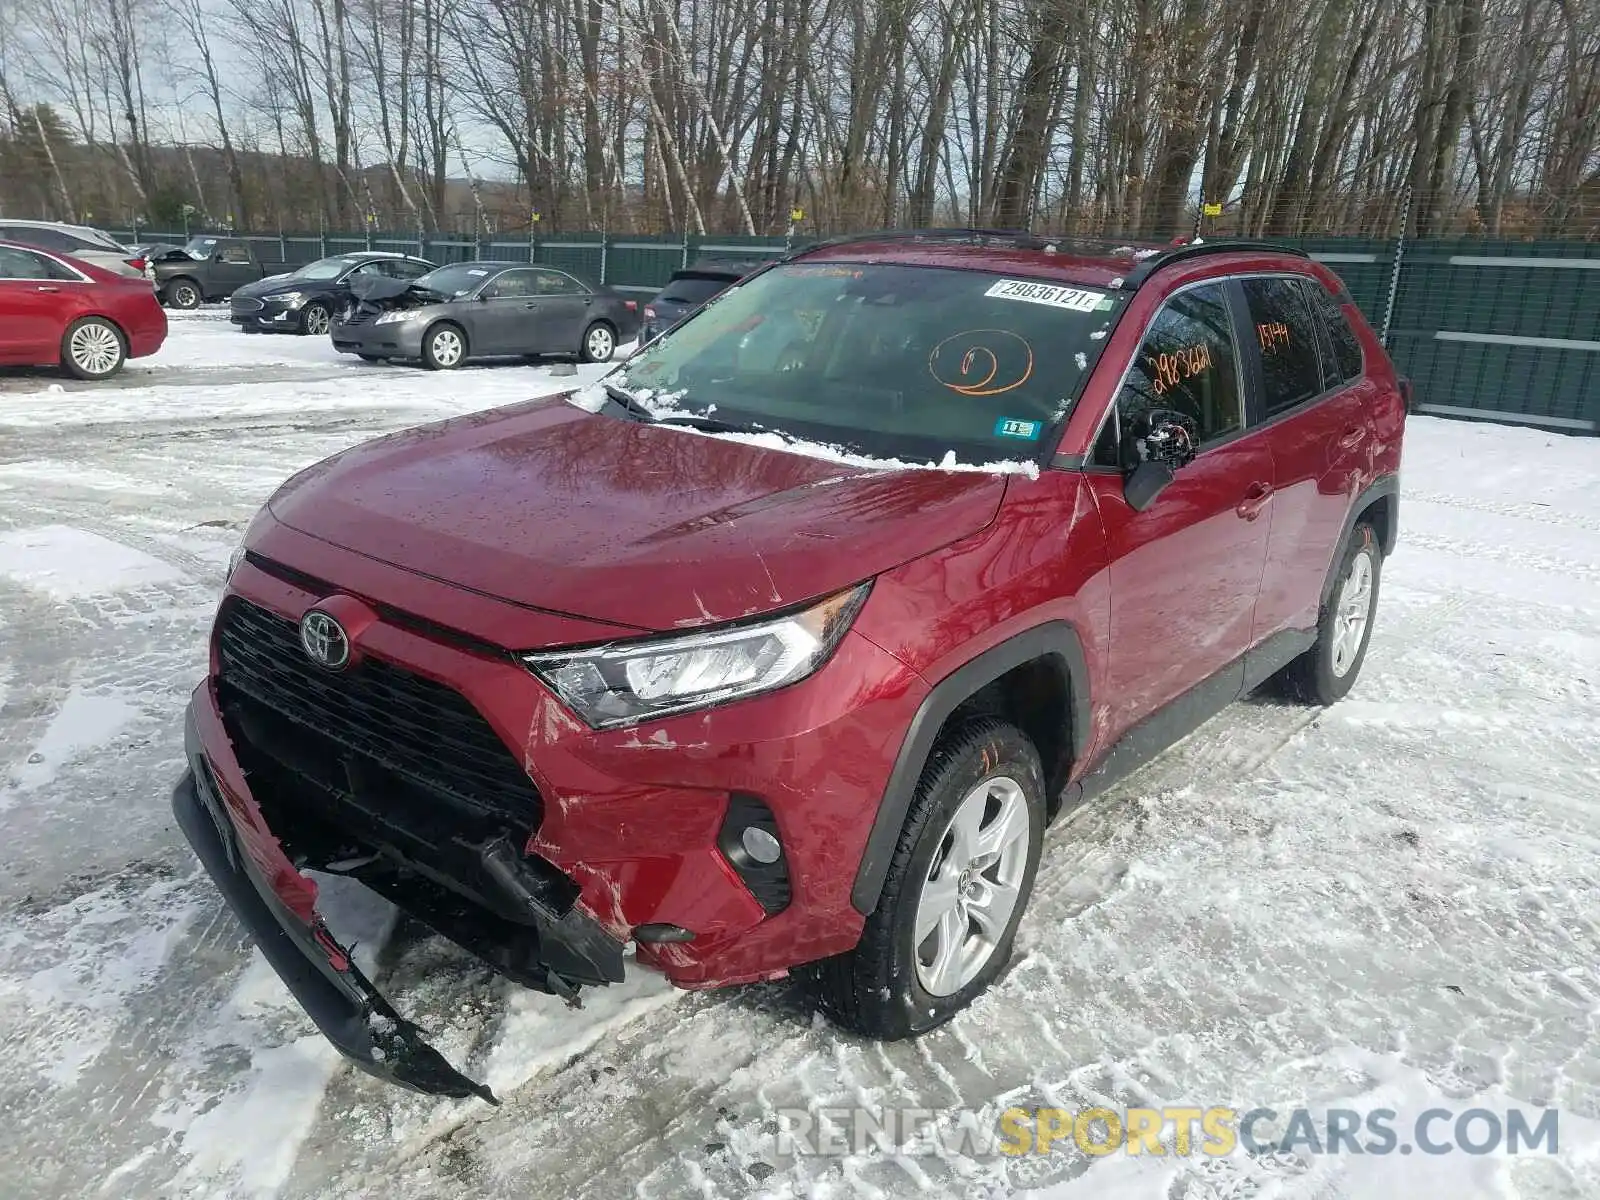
[985,279,1110,312]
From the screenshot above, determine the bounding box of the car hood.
[235,273,318,298]
[266,399,1008,633]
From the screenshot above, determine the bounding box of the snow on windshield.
[566,379,1042,478]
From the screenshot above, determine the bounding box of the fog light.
[741,826,781,864]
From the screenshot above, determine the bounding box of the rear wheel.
[1279,521,1381,705]
[299,302,332,336]
[60,317,127,380]
[165,278,201,309]
[422,323,467,370]
[580,321,616,363]
[800,718,1045,1039]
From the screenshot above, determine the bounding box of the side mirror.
[1124,460,1174,512]
[1131,408,1199,470]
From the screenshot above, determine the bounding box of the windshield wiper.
[601,381,655,423]
[652,414,760,434]
[601,382,759,434]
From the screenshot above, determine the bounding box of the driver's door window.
[1095,284,1242,468]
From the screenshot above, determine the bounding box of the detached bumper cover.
[173,694,620,1102]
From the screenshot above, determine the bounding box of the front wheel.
[165,278,201,309]
[299,302,332,336]
[421,323,467,370]
[60,317,127,380]
[580,321,616,363]
[800,718,1045,1039]
[1279,521,1382,705]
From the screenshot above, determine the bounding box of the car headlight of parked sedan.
[272,291,306,308]
[373,310,413,325]
[522,584,869,728]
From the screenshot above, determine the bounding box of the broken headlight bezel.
[521,584,870,730]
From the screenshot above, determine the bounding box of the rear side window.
[1241,277,1324,416]
[533,269,586,296]
[1303,281,1364,384]
[219,244,253,264]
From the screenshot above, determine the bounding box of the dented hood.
[267,399,1008,633]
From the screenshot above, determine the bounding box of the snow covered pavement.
[2,315,1597,1199]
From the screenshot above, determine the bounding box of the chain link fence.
[111,225,1600,434]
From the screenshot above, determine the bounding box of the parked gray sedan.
[331,261,639,369]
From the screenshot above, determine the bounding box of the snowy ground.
[2,313,1598,1199]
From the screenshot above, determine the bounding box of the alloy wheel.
[914,775,1031,996]
[1330,547,1375,677]
[173,283,198,308]
[304,305,331,335]
[69,322,122,376]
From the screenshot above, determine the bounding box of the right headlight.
[522,584,870,729]
[373,310,409,325]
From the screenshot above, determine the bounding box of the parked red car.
[172,232,1405,1100]
[0,239,167,379]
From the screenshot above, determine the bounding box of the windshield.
[182,236,220,260]
[611,262,1126,465]
[413,263,494,298]
[297,255,367,281]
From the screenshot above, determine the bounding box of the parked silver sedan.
[331,261,639,369]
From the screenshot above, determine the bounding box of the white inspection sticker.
[985,279,1109,312]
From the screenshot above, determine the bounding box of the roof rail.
[782,227,1039,260]
[1119,239,1310,288]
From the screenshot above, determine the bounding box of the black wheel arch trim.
[850,621,1090,915]
[1323,474,1398,610]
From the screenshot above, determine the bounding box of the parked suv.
[172,232,1406,1101]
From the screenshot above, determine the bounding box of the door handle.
[1237,482,1274,521]
[35,285,60,293]
[1337,426,1367,452]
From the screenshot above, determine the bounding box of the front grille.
[231,296,264,314]
[340,305,375,327]
[216,599,540,829]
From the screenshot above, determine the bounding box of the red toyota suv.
[172,233,1406,1101]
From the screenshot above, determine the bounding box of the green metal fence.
[111,226,1599,433]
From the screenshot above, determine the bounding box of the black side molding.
[850,622,1090,914]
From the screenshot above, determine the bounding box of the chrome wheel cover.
[586,325,614,361]
[1331,547,1375,677]
[431,328,464,366]
[914,775,1031,997]
[69,322,121,376]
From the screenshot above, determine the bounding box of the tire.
[580,321,616,363]
[1278,520,1382,705]
[421,322,467,370]
[165,277,201,309]
[59,316,127,380]
[299,302,332,336]
[800,718,1045,1039]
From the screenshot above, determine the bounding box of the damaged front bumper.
[172,696,625,1103]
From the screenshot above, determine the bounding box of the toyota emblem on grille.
[299,610,350,670]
